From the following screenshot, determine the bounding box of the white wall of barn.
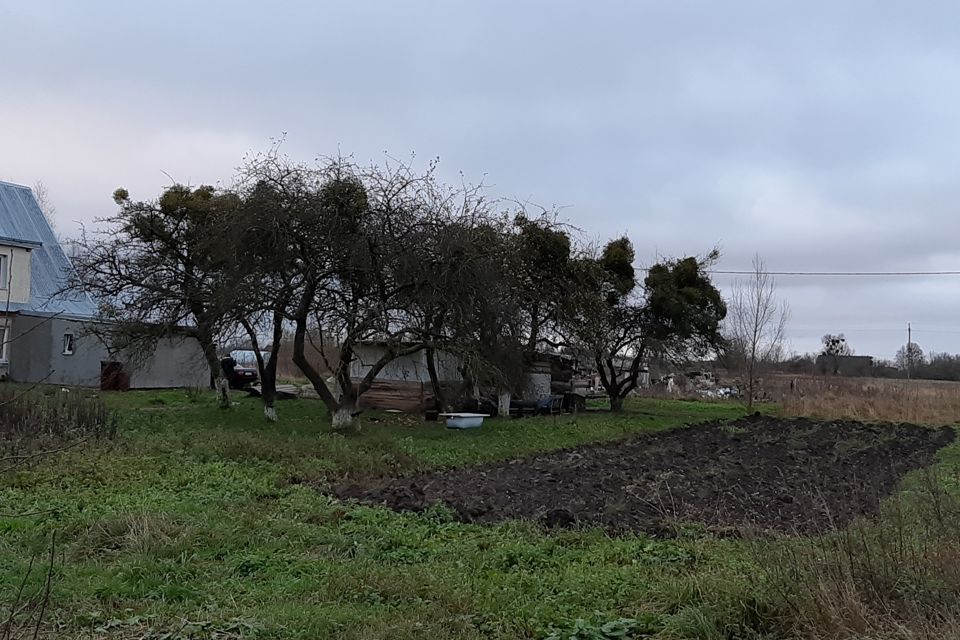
[349,345,461,383]
[8,315,209,389]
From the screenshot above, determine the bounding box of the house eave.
[0,236,42,250]
[12,309,95,322]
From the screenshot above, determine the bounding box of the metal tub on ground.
[439,413,489,429]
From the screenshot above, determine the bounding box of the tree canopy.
[72,148,730,422]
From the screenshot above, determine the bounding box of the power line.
[707,270,960,277]
[790,326,960,333]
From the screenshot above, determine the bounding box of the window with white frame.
[63,333,75,355]
[0,255,8,290]
[0,326,7,362]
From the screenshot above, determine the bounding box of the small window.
[0,327,7,362]
[63,333,75,355]
[0,255,8,290]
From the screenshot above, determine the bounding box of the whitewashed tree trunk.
[332,407,354,429]
[215,378,230,409]
[498,390,511,417]
[264,405,277,422]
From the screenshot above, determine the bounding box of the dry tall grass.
[773,374,960,425]
[0,387,116,469]
[759,472,960,639]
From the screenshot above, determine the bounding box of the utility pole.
[907,322,912,380]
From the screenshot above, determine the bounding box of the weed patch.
[758,471,960,638]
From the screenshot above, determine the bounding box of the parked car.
[220,356,259,389]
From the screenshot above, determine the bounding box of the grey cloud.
[3,0,960,357]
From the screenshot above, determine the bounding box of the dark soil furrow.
[334,415,955,535]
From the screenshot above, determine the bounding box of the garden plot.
[337,415,955,534]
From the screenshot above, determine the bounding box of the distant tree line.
[773,334,960,382]
[892,343,960,381]
[70,149,727,426]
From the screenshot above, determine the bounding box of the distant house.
[815,354,874,376]
[0,180,208,389]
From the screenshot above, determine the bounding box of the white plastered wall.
[0,245,31,305]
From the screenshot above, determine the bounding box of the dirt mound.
[335,416,955,535]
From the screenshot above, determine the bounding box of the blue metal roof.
[0,180,97,318]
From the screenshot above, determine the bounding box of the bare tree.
[32,180,56,231]
[727,254,789,410]
[896,341,924,377]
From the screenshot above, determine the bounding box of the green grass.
[5,390,944,639]
[0,391,763,639]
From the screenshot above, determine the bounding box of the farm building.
[348,341,577,411]
[0,180,209,389]
[349,342,462,384]
[815,354,875,376]
[348,342,463,411]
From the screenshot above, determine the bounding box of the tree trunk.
[332,385,358,430]
[289,285,341,418]
[610,394,624,412]
[497,390,511,417]
[262,311,285,422]
[260,375,278,422]
[196,325,229,410]
[459,367,478,406]
[264,403,277,422]
[346,342,425,421]
[331,406,355,429]
[240,314,283,422]
[215,377,230,409]
[595,354,623,412]
[425,347,447,411]
[292,332,341,418]
[526,301,542,353]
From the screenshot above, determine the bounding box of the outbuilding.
[0,180,209,389]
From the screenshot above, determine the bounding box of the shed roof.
[0,180,97,318]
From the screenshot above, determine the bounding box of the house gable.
[0,181,96,318]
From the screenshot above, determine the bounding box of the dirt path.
[335,415,955,535]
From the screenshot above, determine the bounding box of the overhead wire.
[708,270,960,276]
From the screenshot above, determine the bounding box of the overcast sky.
[3,1,960,358]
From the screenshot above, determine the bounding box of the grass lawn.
[1,390,957,639]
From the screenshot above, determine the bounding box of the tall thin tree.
[727,254,789,410]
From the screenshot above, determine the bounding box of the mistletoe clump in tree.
[560,241,727,412]
[72,185,239,408]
